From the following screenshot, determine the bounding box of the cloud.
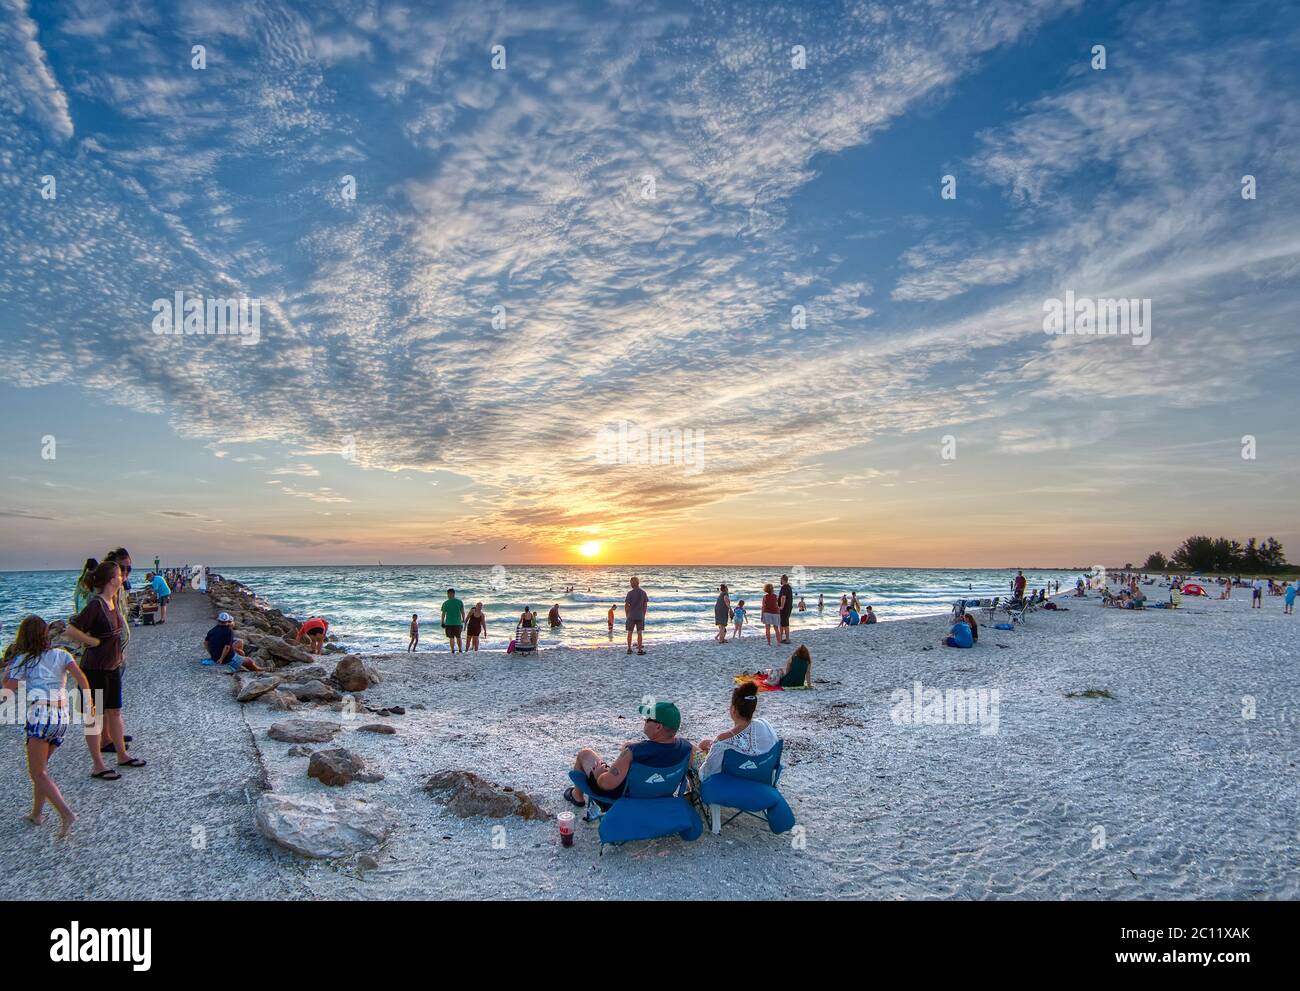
[0,508,59,520]
[0,0,74,140]
[1,0,1297,560]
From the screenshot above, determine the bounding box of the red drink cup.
[558,810,575,847]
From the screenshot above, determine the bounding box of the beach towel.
[735,674,783,692]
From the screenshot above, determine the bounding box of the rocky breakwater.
[207,577,346,667]
[209,579,399,860]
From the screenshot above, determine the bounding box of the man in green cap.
[562,699,693,808]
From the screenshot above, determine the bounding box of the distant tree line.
[1141,536,1289,574]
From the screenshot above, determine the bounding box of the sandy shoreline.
[2,581,1296,900]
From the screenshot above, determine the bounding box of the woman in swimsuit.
[518,605,537,649]
[714,583,731,643]
[466,603,486,651]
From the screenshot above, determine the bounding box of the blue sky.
[1,0,1298,569]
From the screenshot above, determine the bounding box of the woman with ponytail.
[696,680,779,780]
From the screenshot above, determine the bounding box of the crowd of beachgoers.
[3,552,1295,848]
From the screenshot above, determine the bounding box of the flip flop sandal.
[637,649,646,655]
[91,769,121,781]
[117,757,148,768]
[100,736,134,753]
[562,787,586,808]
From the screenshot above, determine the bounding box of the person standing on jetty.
[3,615,97,836]
[624,576,648,656]
[64,560,145,777]
[441,588,466,652]
[149,570,171,623]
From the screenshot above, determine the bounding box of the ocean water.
[0,565,1075,654]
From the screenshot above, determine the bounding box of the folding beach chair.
[983,596,1000,621]
[698,741,795,836]
[567,752,702,853]
[1006,598,1029,624]
[511,623,539,655]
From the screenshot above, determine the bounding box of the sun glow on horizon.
[578,541,602,558]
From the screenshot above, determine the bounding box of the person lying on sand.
[757,644,812,687]
[563,700,691,808]
[696,681,778,780]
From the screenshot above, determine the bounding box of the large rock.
[357,723,397,735]
[308,747,384,786]
[234,673,282,703]
[276,663,330,683]
[424,769,549,821]
[264,690,299,711]
[255,792,394,859]
[333,656,380,692]
[247,635,316,668]
[285,680,342,703]
[267,719,341,744]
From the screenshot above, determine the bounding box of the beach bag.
[994,623,1014,631]
[507,639,517,654]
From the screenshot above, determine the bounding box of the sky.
[1,0,1298,571]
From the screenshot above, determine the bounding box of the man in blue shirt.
[563,700,692,808]
[149,571,171,623]
[205,613,267,672]
[945,618,974,648]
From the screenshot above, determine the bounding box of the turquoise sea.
[0,565,1075,654]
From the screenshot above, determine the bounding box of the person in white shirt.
[696,680,780,780]
[1252,577,1264,609]
[2,615,96,837]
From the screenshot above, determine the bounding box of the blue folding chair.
[698,741,795,835]
[567,753,702,853]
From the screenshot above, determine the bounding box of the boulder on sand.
[243,634,316,668]
[357,723,397,735]
[264,690,299,711]
[333,656,380,692]
[255,792,394,859]
[424,769,549,820]
[285,680,342,703]
[268,719,341,744]
[308,747,384,786]
[234,673,282,702]
[276,663,330,683]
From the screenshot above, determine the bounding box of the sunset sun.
[578,541,602,558]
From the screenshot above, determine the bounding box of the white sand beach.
[1,584,1297,900]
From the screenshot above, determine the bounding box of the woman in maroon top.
[760,583,782,646]
[66,561,145,778]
